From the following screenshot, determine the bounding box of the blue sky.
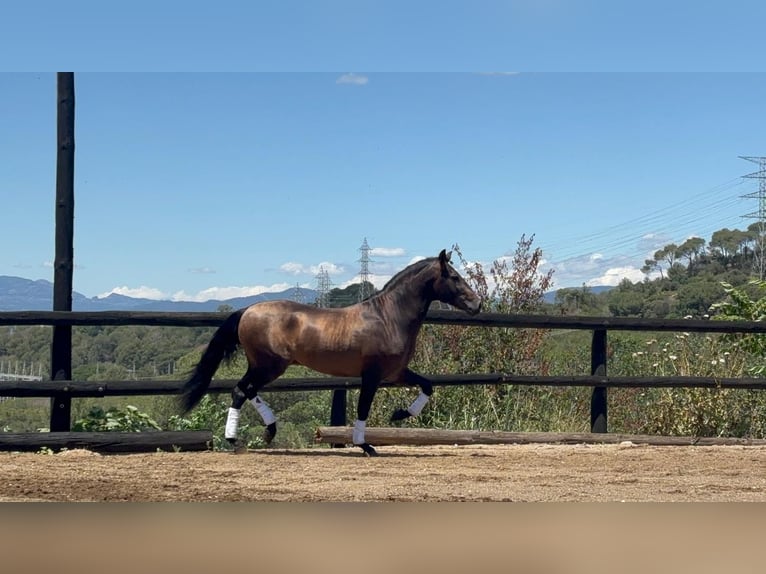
[2,3,766,302]
[3,1,765,73]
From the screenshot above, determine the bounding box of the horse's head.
[432,249,481,315]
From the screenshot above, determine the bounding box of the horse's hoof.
[390,408,411,422]
[227,438,248,454]
[360,443,378,457]
[263,422,277,445]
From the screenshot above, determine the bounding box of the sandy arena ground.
[1,442,765,501]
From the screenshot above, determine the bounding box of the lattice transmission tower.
[358,237,374,301]
[292,282,305,304]
[315,266,332,308]
[741,156,766,280]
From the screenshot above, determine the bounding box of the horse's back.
[237,300,369,375]
[237,300,320,347]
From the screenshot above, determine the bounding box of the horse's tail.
[179,308,245,413]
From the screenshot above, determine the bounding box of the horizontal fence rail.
[3,373,766,398]
[4,309,766,333]
[1,309,766,450]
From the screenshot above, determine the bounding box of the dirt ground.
[1,442,765,501]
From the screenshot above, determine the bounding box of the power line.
[538,178,746,263]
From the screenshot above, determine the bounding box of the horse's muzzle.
[465,298,481,315]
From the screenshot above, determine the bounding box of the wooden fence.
[2,309,766,451]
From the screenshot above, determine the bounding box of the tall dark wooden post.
[590,329,608,433]
[50,72,75,432]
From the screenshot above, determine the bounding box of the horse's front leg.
[391,368,433,422]
[354,369,380,457]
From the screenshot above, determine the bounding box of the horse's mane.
[367,257,437,301]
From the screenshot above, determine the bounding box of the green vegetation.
[73,404,161,432]
[3,226,766,446]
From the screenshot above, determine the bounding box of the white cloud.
[280,262,306,275]
[542,252,634,288]
[280,261,345,276]
[99,282,300,303]
[639,232,673,252]
[188,267,216,274]
[312,262,344,275]
[171,284,293,302]
[585,266,648,287]
[342,274,392,290]
[336,73,369,86]
[408,255,426,265]
[99,286,168,300]
[370,247,406,257]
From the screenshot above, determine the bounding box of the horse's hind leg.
[390,368,433,422]
[224,363,286,451]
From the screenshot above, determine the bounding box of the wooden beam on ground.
[0,431,213,453]
[315,427,766,447]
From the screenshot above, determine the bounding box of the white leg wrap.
[407,392,430,416]
[353,419,366,445]
[225,407,240,440]
[251,396,276,425]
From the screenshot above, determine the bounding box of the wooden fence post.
[50,72,75,432]
[590,329,608,432]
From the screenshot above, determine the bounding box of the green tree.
[325,282,377,307]
[710,228,749,261]
[607,280,645,317]
[675,280,723,318]
[710,280,766,375]
[554,285,601,315]
[677,236,706,273]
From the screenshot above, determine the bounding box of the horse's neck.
[374,278,433,328]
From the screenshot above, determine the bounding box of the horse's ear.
[438,249,451,274]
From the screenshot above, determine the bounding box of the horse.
[179,249,481,456]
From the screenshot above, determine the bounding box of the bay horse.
[179,249,481,456]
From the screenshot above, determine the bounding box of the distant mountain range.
[0,275,612,312]
[0,276,319,312]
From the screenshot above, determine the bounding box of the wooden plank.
[3,309,766,334]
[424,310,766,333]
[315,427,766,447]
[0,310,227,327]
[0,431,213,453]
[3,373,766,398]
